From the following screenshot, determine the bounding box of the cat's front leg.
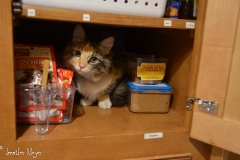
[80,98,94,106]
[98,95,112,109]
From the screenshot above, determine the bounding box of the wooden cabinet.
[190,0,240,157]
[123,153,192,160]
[0,0,239,159]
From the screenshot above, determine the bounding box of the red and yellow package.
[57,68,74,87]
[14,44,69,111]
[14,44,58,86]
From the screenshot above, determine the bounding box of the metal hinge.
[186,96,219,115]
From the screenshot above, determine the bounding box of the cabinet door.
[190,0,240,155]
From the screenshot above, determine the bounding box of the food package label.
[14,44,67,111]
[14,45,58,86]
[57,68,74,87]
[164,0,180,18]
[137,63,166,80]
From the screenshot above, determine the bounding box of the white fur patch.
[98,98,112,109]
[75,73,113,108]
[80,98,94,106]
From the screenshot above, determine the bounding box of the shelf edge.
[18,5,196,29]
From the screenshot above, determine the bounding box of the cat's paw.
[80,98,93,106]
[98,99,112,109]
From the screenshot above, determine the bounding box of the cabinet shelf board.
[17,105,185,142]
[18,5,196,29]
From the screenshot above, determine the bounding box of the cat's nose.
[79,65,85,69]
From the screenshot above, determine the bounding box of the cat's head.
[63,24,114,82]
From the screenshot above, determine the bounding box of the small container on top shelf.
[178,0,197,20]
[164,0,181,18]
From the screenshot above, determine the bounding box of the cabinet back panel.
[125,31,193,116]
[14,20,194,116]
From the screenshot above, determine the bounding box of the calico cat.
[63,24,127,109]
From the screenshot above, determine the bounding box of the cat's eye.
[72,50,81,57]
[89,57,99,63]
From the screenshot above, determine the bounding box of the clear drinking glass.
[34,86,51,134]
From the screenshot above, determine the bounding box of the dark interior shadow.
[16,123,32,139]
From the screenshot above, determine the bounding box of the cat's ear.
[72,24,86,43]
[99,37,114,54]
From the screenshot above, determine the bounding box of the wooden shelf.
[15,105,200,159]
[17,5,196,29]
[17,105,185,142]
[15,106,205,159]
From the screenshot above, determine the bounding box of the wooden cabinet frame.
[0,0,239,159]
